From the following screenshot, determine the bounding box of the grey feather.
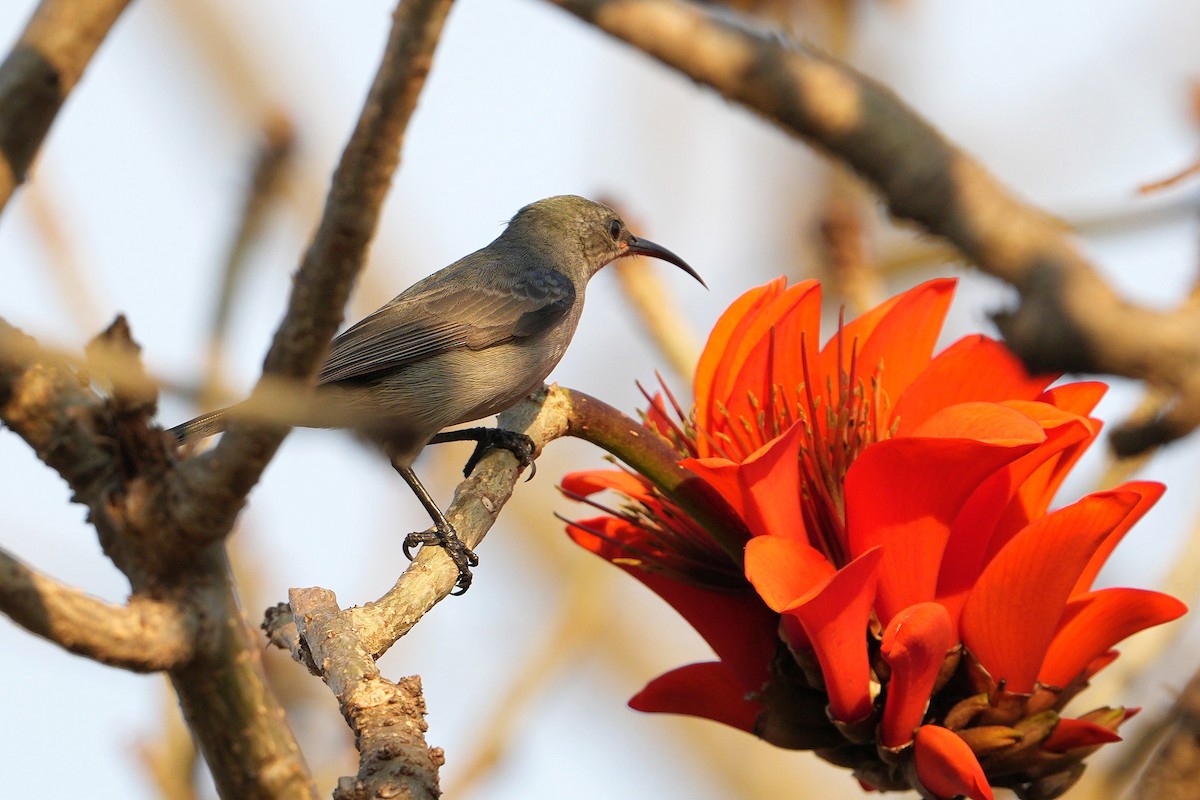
[317,255,575,386]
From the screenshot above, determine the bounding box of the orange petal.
[1041,717,1122,753]
[630,662,763,734]
[847,405,1044,625]
[880,602,955,748]
[1039,588,1186,688]
[682,420,808,540]
[744,535,835,612]
[720,282,823,451]
[1038,381,1107,416]
[893,335,1057,437]
[1071,481,1165,595]
[820,279,956,419]
[696,279,815,454]
[960,489,1143,694]
[909,401,1048,443]
[782,548,883,723]
[913,725,995,800]
[990,408,1103,545]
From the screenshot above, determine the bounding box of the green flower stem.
[560,387,749,561]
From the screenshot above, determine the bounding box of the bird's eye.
[608,219,622,241]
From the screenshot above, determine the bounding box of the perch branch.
[265,384,742,662]
[544,0,1200,454]
[289,588,442,800]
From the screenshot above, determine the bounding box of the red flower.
[562,278,1186,798]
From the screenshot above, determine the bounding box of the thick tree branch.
[290,588,442,800]
[0,544,196,671]
[169,544,318,800]
[0,0,134,214]
[543,0,1200,455]
[1,318,317,799]
[173,0,456,543]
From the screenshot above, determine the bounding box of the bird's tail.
[169,406,232,444]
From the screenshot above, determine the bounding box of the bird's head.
[504,195,705,287]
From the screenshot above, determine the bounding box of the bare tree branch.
[1,317,318,799]
[0,0,134,213]
[543,0,1200,455]
[0,544,196,671]
[289,587,443,800]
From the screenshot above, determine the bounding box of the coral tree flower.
[562,278,1186,799]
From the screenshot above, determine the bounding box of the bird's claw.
[403,524,479,595]
[462,429,537,481]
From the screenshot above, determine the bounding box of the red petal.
[782,548,883,723]
[960,489,1143,694]
[566,516,777,690]
[1041,718,1122,753]
[821,279,956,419]
[744,534,835,612]
[682,420,808,540]
[565,516,645,561]
[913,725,995,800]
[981,382,1107,542]
[893,335,1057,437]
[983,401,1101,555]
[846,404,1044,625]
[1071,481,1165,595]
[630,662,763,734]
[880,602,955,748]
[936,412,1094,626]
[1039,588,1187,688]
[561,469,657,506]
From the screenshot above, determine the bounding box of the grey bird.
[170,195,703,593]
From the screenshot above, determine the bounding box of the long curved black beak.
[627,234,706,288]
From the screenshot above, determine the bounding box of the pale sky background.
[2,1,1200,798]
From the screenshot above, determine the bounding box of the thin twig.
[199,111,296,412]
[23,178,109,334]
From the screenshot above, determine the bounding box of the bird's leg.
[392,463,478,595]
[428,427,537,480]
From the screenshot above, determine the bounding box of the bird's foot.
[432,427,537,480]
[403,523,479,595]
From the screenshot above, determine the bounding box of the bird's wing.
[317,261,575,385]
